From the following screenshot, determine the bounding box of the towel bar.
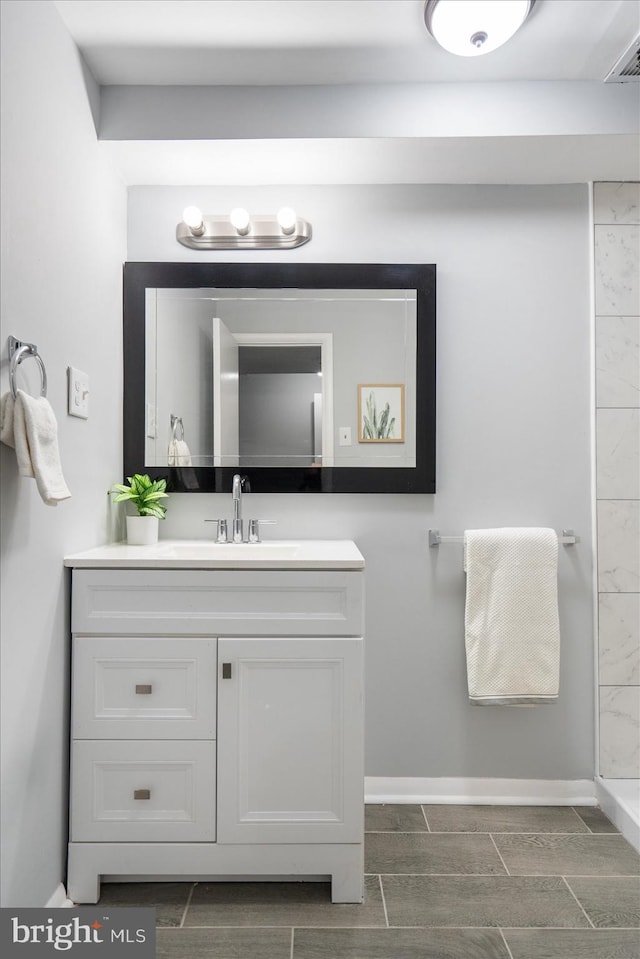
[8,335,48,399]
[428,528,579,547]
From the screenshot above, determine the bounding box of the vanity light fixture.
[424,0,537,57]
[177,206,312,250]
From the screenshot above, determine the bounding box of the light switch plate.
[146,403,157,438]
[339,426,352,446]
[68,366,89,419]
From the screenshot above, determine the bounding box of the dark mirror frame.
[123,262,436,493]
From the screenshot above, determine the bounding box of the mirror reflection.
[145,288,417,470]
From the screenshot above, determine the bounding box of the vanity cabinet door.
[216,637,363,845]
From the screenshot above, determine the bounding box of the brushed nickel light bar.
[176,206,312,250]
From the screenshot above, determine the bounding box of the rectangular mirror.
[124,263,436,493]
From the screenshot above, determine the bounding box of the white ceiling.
[54,0,639,85]
[52,0,640,186]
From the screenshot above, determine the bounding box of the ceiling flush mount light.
[177,206,312,250]
[424,0,537,57]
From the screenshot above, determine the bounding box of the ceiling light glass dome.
[424,0,537,58]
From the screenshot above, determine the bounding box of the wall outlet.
[339,426,352,446]
[67,367,89,419]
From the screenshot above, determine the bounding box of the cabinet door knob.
[222,662,232,679]
[133,789,151,800]
[135,684,153,694]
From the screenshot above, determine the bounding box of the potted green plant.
[110,474,168,545]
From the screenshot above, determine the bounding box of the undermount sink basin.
[156,542,301,561]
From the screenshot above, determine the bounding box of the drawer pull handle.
[135,684,153,695]
[222,662,232,679]
[133,789,151,801]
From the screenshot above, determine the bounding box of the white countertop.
[64,539,365,570]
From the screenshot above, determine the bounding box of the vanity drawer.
[72,638,217,740]
[71,740,216,842]
[72,569,364,637]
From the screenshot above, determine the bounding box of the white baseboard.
[364,777,597,806]
[45,883,74,908]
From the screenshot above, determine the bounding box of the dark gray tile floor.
[96,804,640,959]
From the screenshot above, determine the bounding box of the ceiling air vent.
[604,34,640,82]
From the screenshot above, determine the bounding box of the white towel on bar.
[12,389,71,505]
[464,527,560,706]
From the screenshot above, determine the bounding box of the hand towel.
[0,392,15,447]
[168,438,192,466]
[13,390,71,505]
[464,527,560,705]
[5,391,36,477]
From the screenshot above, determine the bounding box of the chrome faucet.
[232,473,246,543]
[205,474,253,543]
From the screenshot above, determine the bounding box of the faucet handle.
[248,519,276,543]
[205,518,228,543]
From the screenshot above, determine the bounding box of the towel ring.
[8,336,48,399]
[170,414,184,441]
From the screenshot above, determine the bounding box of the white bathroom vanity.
[64,540,365,904]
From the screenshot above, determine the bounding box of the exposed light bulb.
[277,207,297,235]
[230,207,251,236]
[425,0,534,58]
[182,205,205,235]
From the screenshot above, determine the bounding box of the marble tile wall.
[594,182,640,780]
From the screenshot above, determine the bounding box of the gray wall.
[129,183,594,782]
[0,1,126,906]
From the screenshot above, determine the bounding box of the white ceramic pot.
[126,515,159,546]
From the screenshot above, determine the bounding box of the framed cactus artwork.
[357,384,405,443]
